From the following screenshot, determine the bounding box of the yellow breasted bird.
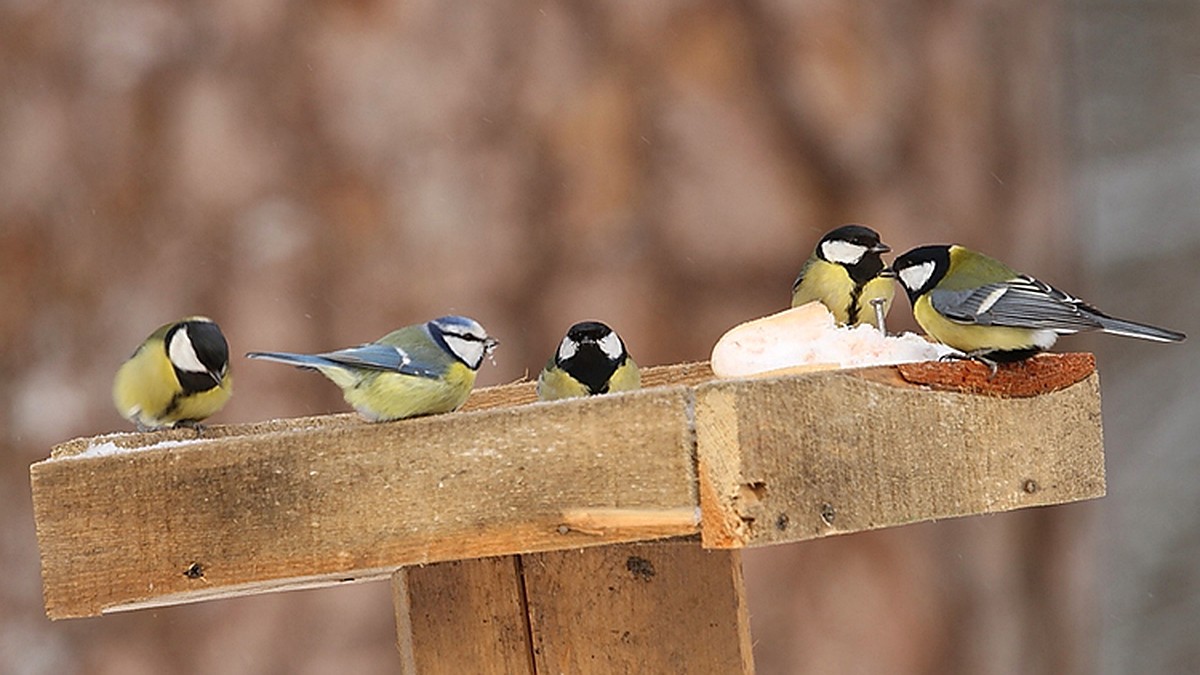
[892,244,1185,362]
[537,321,640,400]
[246,315,497,421]
[792,224,895,327]
[113,316,232,431]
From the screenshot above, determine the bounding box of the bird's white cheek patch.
[898,261,935,293]
[557,336,577,361]
[822,240,868,265]
[168,328,207,373]
[597,332,624,360]
[445,335,485,368]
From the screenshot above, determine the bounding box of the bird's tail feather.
[1092,314,1186,343]
[245,351,333,368]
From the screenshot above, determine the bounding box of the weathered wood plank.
[696,366,1105,548]
[394,557,535,675]
[32,355,1106,620]
[521,539,754,674]
[32,387,698,619]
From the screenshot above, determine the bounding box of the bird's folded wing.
[930,276,1100,332]
[319,344,442,378]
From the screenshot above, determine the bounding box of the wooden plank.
[32,387,698,619]
[696,366,1105,548]
[32,355,1107,619]
[521,539,754,674]
[394,557,534,675]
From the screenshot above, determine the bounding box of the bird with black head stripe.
[113,316,232,431]
[537,321,640,401]
[892,244,1185,366]
[792,224,895,329]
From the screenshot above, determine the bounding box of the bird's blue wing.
[930,276,1101,333]
[318,343,444,379]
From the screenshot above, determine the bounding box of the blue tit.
[537,321,640,401]
[113,316,232,431]
[247,315,498,421]
[791,224,896,327]
[892,244,1186,363]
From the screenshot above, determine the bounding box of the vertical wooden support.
[394,539,754,674]
[393,556,535,675]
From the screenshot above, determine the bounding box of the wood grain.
[394,557,534,675]
[33,387,697,619]
[696,368,1105,548]
[395,540,753,674]
[32,355,1105,620]
[521,539,753,674]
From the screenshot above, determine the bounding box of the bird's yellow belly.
[914,296,1050,353]
[793,264,895,326]
[340,362,476,421]
[113,347,232,428]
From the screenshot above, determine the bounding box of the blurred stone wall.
[0,2,1120,673]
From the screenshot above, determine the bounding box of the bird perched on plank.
[537,321,640,401]
[792,224,895,329]
[892,244,1185,364]
[247,315,497,421]
[113,316,232,431]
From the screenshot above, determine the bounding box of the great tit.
[246,315,498,421]
[791,224,895,328]
[113,316,232,431]
[892,244,1186,362]
[537,321,640,401]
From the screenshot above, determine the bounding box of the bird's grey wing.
[929,276,1101,333]
[319,343,443,378]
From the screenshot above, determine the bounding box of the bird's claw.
[938,351,999,379]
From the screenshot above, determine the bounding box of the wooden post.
[395,539,754,674]
[394,556,535,674]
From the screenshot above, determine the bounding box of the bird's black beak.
[870,242,892,254]
[879,267,897,279]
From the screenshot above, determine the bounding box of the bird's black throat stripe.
[847,283,865,325]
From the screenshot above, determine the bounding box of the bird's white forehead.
[898,261,936,291]
[821,239,867,265]
[168,327,207,373]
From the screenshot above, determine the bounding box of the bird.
[113,316,232,431]
[537,321,640,401]
[892,244,1185,364]
[792,224,895,329]
[246,315,497,422]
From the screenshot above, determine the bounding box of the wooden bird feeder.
[30,355,1105,673]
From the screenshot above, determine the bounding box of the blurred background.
[2,1,1197,673]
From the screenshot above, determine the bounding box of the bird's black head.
[166,318,229,393]
[892,245,952,303]
[556,321,628,395]
[815,224,891,284]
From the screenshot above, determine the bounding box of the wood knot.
[625,556,655,581]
